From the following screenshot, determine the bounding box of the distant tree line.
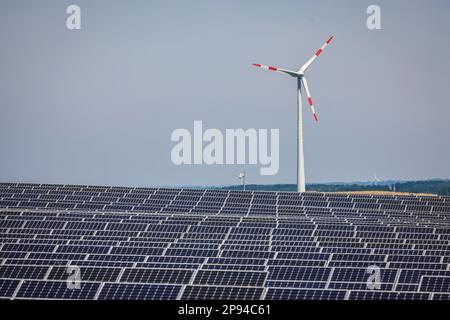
[219,180,450,196]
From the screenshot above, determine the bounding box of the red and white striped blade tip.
[315,36,334,56]
[252,63,278,71]
[306,97,319,123]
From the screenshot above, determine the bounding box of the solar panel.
[268,266,330,282]
[1,182,450,300]
[97,283,181,300]
[15,281,100,300]
[265,289,347,300]
[0,279,20,299]
[192,270,267,287]
[46,266,121,282]
[348,291,430,300]
[181,286,264,300]
[419,276,450,293]
[120,268,194,284]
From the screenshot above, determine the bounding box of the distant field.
[332,190,437,197]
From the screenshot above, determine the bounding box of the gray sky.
[1,0,449,187]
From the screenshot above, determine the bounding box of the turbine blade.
[301,77,319,123]
[252,63,299,77]
[299,35,334,73]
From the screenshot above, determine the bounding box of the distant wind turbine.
[373,173,381,185]
[238,171,246,191]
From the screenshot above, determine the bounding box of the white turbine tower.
[252,36,334,193]
[373,173,381,185]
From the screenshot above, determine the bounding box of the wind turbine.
[252,36,334,192]
[238,171,246,191]
[372,173,381,185]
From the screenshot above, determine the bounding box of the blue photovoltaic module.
[0,182,450,300]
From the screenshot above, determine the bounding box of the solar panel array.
[1,182,450,300]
